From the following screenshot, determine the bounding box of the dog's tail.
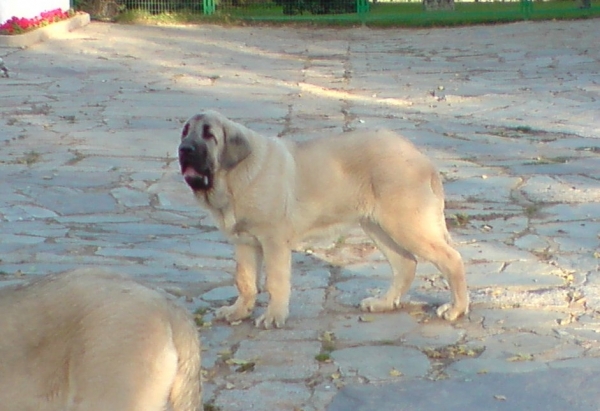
[168,305,202,411]
[430,170,453,244]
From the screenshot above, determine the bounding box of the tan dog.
[0,268,201,411]
[178,111,469,329]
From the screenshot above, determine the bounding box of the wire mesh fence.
[111,0,362,14]
[77,0,597,23]
[123,0,203,13]
[76,0,200,17]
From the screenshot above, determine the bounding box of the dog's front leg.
[215,243,262,323]
[255,240,292,329]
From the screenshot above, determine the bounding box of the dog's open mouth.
[182,166,213,191]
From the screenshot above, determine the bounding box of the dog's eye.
[202,125,214,140]
[181,123,190,139]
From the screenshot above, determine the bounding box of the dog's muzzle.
[178,141,213,191]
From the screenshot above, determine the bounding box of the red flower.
[1,8,74,35]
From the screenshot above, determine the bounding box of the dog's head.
[178,111,251,192]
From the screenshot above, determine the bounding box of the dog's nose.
[179,143,195,156]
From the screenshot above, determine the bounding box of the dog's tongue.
[182,167,200,178]
[182,167,210,189]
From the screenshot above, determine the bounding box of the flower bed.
[0,8,75,35]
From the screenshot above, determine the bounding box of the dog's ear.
[221,123,251,170]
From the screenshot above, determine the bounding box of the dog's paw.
[359,296,401,313]
[436,303,468,321]
[215,301,253,323]
[254,305,289,329]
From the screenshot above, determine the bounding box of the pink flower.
[1,8,74,35]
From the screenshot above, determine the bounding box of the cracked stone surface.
[1,19,599,410]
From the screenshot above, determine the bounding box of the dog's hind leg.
[359,220,418,313]
[69,322,180,411]
[420,238,469,321]
[369,206,469,321]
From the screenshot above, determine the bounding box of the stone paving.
[1,19,599,410]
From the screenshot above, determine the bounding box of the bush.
[275,0,355,15]
[76,0,123,19]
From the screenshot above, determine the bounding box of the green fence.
[89,0,598,25]
[121,0,203,13]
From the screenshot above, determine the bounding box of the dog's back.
[0,268,201,411]
[289,129,443,240]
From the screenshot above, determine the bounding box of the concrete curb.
[0,13,91,48]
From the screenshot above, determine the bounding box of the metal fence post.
[357,0,369,23]
[204,0,216,15]
[520,0,532,19]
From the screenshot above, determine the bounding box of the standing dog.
[178,111,469,329]
[0,268,201,411]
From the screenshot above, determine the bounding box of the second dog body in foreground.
[0,268,201,411]
[179,111,469,329]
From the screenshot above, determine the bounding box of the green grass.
[117,9,215,24]
[115,1,599,27]
[315,352,332,362]
[367,1,598,26]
